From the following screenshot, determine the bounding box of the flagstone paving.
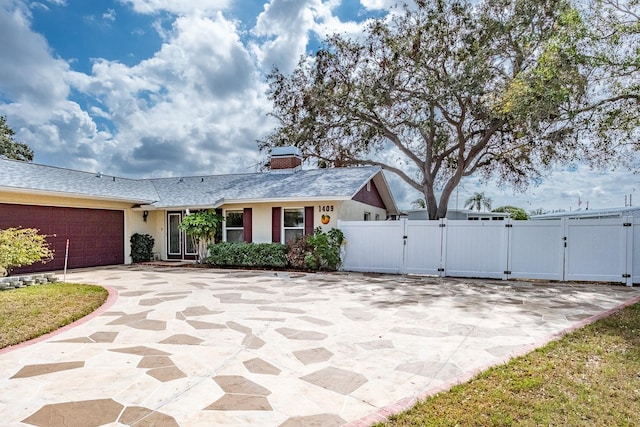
[1,266,639,426]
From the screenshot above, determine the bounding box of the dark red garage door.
[0,203,124,274]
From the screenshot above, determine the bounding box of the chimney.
[270,146,302,170]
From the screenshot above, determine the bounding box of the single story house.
[0,147,399,273]
[404,208,509,221]
[531,206,640,220]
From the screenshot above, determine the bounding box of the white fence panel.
[565,218,627,283]
[405,220,442,275]
[443,220,507,279]
[634,218,640,284]
[508,221,564,280]
[339,220,404,273]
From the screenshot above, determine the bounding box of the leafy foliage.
[492,205,530,220]
[205,242,288,268]
[465,192,492,212]
[130,233,155,263]
[0,116,33,162]
[0,228,53,275]
[287,227,344,271]
[261,0,638,219]
[286,234,315,270]
[179,210,223,263]
[576,0,640,168]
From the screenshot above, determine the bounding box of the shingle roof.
[0,157,157,202]
[147,166,381,208]
[0,157,387,209]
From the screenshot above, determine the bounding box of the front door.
[167,211,197,260]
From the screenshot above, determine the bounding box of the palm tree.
[465,192,492,212]
[411,198,427,209]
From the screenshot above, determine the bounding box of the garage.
[0,203,124,274]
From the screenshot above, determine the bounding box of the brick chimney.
[270,146,302,170]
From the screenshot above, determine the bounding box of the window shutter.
[214,208,223,243]
[304,206,314,235]
[243,208,253,243]
[272,207,281,243]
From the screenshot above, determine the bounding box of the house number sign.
[318,205,334,212]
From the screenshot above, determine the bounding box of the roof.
[404,208,509,220]
[0,156,157,203]
[531,206,640,220]
[0,157,398,213]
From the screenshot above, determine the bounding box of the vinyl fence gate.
[338,217,638,286]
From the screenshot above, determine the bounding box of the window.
[375,214,380,221]
[364,212,371,221]
[283,208,304,242]
[225,210,244,242]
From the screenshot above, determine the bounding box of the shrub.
[0,228,54,275]
[180,210,223,263]
[206,242,288,268]
[130,233,155,263]
[287,227,344,271]
[286,235,314,270]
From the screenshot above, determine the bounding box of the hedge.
[205,242,288,268]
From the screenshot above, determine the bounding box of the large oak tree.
[261,0,638,219]
[577,0,639,167]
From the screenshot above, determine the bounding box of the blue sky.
[0,0,637,212]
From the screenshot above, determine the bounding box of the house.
[0,147,399,273]
[531,206,640,220]
[404,208,509,221]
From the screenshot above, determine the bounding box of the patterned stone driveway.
[1,266,639,427]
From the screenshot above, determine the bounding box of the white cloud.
[69,12,274,177]
[251,0,371,73]
[117,0,232,15]
[0,0,110,171]
[103,8,116,21]
[360,0,396,10]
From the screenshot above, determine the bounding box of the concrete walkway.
[1,266,639,427]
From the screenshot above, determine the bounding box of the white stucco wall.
[220,199,387,244]
[338,200,388,222]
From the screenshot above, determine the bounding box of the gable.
[352,179,385,209]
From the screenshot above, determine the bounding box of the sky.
[0,0,637,213]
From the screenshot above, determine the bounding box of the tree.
[0,116,33,162]
[261,0,638,219]
[411,198,426,209]
[573,0,640,168]
[179,210,223,263]
[465,192,492,212]
[493,205,529,220]
[0,228,54,275]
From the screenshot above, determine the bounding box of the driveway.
[1,267,639,426]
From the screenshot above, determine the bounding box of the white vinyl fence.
[338,217,638,286]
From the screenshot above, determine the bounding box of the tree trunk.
[424,184,438,220]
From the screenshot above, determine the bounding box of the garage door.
[0,203,124,274]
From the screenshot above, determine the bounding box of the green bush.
[206,242,288,268]
[130,233,155,263]
[0,228,53,275]
[287,227,344,271]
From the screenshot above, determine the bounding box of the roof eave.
[0,186,155,204]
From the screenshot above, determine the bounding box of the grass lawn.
[0,283,108,349]
[378,302,640,426]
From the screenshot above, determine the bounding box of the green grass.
[378,302,640,426]
[0,283,108,349]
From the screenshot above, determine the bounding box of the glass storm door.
[167,212,197,259]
